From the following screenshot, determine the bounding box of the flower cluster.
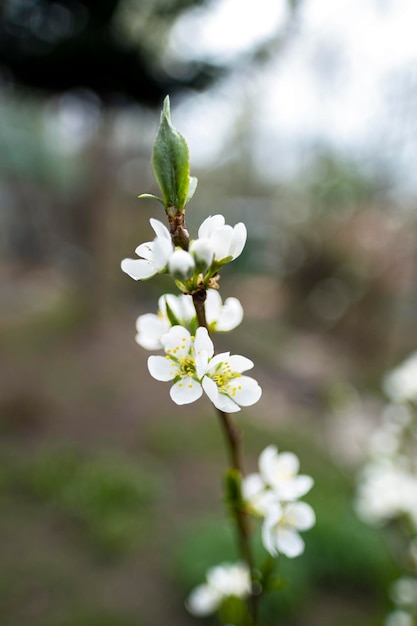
[186,562,251,617]
[242,445,315,558]
[355,352,417,626]
[121,214,247,292]
[122,213,261,413]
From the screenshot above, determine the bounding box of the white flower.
[186,562,251,617]
[147,326,261,411]
[147,325,210,405]
[262,501,316,558]
[135,291,243,350]
[391,577,417,608]
[385,610,414,626]
[243,446,313,514]
[198,214,247,263]
[121,218,173,280]
[197,346,262,414]
[205,290,243,332]
[355,458,417,527]
[168,249,196,280]
[383,352,417,403]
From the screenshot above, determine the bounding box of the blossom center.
[210,363,243,397]
[166,340,197,379]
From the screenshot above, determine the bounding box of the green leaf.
[138,193,165,206]
[185,176,198,203]
[152,96,190,213]
[164,297,181,327]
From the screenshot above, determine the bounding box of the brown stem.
[190,294,258,625]
[167,214,258,622]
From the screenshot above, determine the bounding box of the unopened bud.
[189,238,214,272]
[168,249,196,280]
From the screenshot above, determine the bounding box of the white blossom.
[186,562,251,617]
[198,214,247,263]
[135,291,243,350]
[355,458,417,527]
[147,326,261,411]
[242,445,314,515]
[197,344,262,414]
[383,352,417,404]
[262,501,316,558]
[385,610,414,626]
[121,218,173,280]
[390,577,417,608]
[147,326,209,406]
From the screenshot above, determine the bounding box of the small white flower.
[147,326,261,411]
[355,459,417,526]
[168,249,196,280]
[205,290,244,332]
[186,562,251,617]
[242,445,314,517]
[121,218,173,280]
[147,325,211,405]
[262,501,316,558]
[198,214,247,263]
[197,342,262,413]
[391,577,417,608]
[383,352,417,403]
[135,291,243,350]
[385,610,414,626]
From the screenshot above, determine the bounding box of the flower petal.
[202,377,240,412]
[227,355,254,373]
[121,258,156,280]
[135,313,169,350]
[211,225,234,260]
[259,445,279,480]
[229,222,247,259]
[147,355,177,381]
[231,376,262,407]
[170,377,202,405]
[150,217,171,240]
[285,502,316,531]
[214,296,244,331]
[152,237,173,270]
[161,326,192,357]
[135,241,154,259]
[194,327,214,358]
[198,214,225,238]
[186,584,222,617]
[275,527,305,558]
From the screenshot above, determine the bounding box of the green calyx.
[149,95,198,215]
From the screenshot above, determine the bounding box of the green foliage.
[0,446,163,557]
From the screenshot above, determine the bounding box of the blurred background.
[1,0,416,624]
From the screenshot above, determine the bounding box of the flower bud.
[189,238,215,272]
[152,96,191,213]
[168,249,196,280]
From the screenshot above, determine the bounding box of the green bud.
[152,96,193,214]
